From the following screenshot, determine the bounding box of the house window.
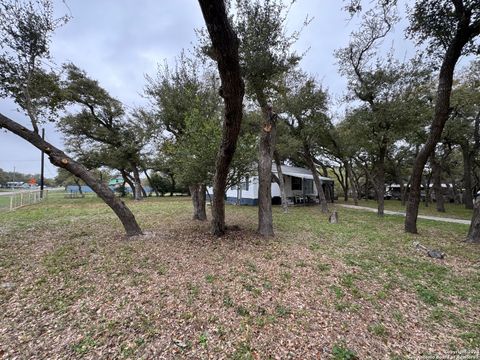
[240,177,249,191]
[291,177,302,191]
[304,179,314,194]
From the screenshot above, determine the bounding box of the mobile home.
[224,165,334,205]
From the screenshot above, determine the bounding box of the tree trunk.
[424,174,432,207]
[323,165,333,202]
[0,113,142,236]
[364,168,370,201]
[73,178,84,197]
[190,184,207,221]
[451,177,460,204]
[346,161,358,206]
[332,164,348,202]
[144,170,159,197]
[274,150,288,213]
[198,0,245,236]
[467,199,480,243]
[120,169,136,198]
[461,145,474,210]
[431,153,445,212]
[405,12,476,233]
[304,148,328,213]
[131,165,143,201]
[257,102,277,236]
[343,164,349,202]
[375,155,385,216]
[400,180,408,206]
[169,174,175,196]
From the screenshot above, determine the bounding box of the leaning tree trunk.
[0,113,142,236]
[198,0,245,236]
[346,161,358,206]
[304,148,328,213]
[461,145,474,210]
[431,153,445,212]
[332,165,348,202]
[466,199,480,243]
[405,11,477,234]
[190,184,207,221]
[120,169,136,198]
[274,150,288,213]
[144,170,159,197]
[257,101,277,236]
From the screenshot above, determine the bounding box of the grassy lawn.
[0,196,478,358]
[0,195,10,210]
[343,198,473,220]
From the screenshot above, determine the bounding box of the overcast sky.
[0,0,415,177]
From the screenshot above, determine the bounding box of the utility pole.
[40,128,45,198]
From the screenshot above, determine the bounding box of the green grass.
[344,198,473,220]
[0,195,11,210]
[0,195,478,358]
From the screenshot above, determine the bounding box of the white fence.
[0,189,48,212]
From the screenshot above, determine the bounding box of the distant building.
[218,164,334,206]
[6,181,27,189]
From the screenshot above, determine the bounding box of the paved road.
[338,204,471,225]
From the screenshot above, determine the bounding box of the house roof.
[108,177,124,185]
[271,164,333,182]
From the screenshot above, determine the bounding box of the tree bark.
[431,153,446,212]
[400,181,407,206]
[131,165,143,201]
[169,174,175,196]
[405,8,479,233]
[346,161,358,206]
[461,145,474,209]
[375,154,385,216]
[257,103,277,236]
[332,164,348,202]
[120,169,136,198]
[74,178,84,197]
[0,113,142,236]
[424,174,432,207]
[190,183,207,221]
[343,164,349,202]
[198,0,245,236]
[467,199,480,243]
[274,150,288,213]
[304,148,328,213]
[144,170,159,197]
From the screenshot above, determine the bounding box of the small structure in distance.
[223,165,334,206]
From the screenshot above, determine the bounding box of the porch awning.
[272,164,333,182]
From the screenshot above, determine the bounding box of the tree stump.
[329,211,338,224]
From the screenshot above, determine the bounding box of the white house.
[222,164,334,205]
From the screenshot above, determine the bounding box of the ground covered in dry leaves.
[0,195,479,359]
